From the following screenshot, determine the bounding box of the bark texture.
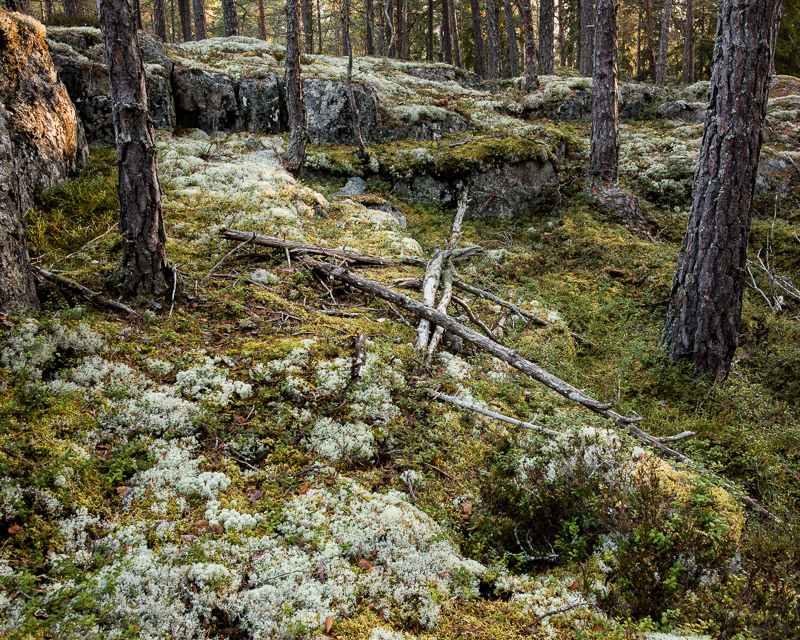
[587,0,618,189]
[680,0,694,84]
[538,0,555,74]
[398,0,407,58]
[502,0,519,76]
[97,0,170,298]
[222,0,238,36]
[192,0,206,40]
[0,9,86,312]
[448,0,461,66]
[655,0,671,86]
[153,0,167,40]
[520,0,538,90]
[302,0,313,52]
[256,0,266,40]
[386,0,395,56]
[644,0,656,81]
[469,0,486,76]
[285,0,307,172]
[366,0,375,55]
[427,0,434,61]
[579,0,594,76]
[62,0,76,18]
[558,0,566,65]
[177,0,192,41]
[661,0,783,379]
[484,0,501,76]
[441,0,453,64]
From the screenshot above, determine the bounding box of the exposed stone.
[384,114,472,142]
[238,73,287,134]
[304,78,382,144]
[173,67,242,132]
[403,65,495,92]
[0,10,87,312]
[657,100,707,124]
[335,177,368,197]
[756,156,798,195]
[549,89,592,121]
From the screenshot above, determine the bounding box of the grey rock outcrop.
[756,156,798,194]
[238,73,287,134]
[172,67,242,132]
[304,78,382,144]
[1,10,87,312]
[550,89,592,121]
[657,100,707,124]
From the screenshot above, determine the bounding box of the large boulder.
[238,73,287,134]
[657,99,707,124]
[303,78,382,144]
[0,10,87,312]
[173,67,242,132]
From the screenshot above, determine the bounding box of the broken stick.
[33,267,136,315]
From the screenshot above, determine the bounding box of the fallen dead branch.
[33,267,136,316]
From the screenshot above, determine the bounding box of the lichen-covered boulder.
[238,73,287,134]
[657,99,707,124]
[0,9,87,312]
[303,78,382,144]
[549,88,592,121]
[173,67,242,132]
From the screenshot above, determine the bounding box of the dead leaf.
[7,525,22,535]
[462,502,473,516]
[299,483,311,495]
[568,580,580,591]
[180,534,197,542]
[193,519,209,529]
[357,559,373,572]
[212,523,223,534]
[325,616,334,633]
[247,489,263,503]
[116,486,130,499]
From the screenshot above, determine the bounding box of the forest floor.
[1,64,799,640]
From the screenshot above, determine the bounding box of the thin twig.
[205,233,255,284]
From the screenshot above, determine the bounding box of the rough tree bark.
[579,0,594,76]
[62,0,76,17]
[398,0,408,58]
[680,0,694,84]
[192,0,206,40]
[222,0,238,36]
[97,0,171,298]
[427,0,434,61]
[656,0,672,86]
[285,0,307,173]
[539,0,555,74]
[317,0,322,53]
[661,0,783,379]
[520,0,538,89]
[449,0,461,66]
[177,0,192,41]
[132,0,142,29]
[302,0,313,52]
[485,0,502,77]
[44,0,54,20]
[644,0,656,82]
[470,0,486,76]
[441,0,453,64]
[586,0,618,190]
[153,0,167,40]
[503,0,520,76]
[558,0,566,66]
[366,0,375,54]
[255,0,265,39]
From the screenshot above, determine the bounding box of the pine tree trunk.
[222,0,238,36]
[398,0,407,58]
[97,0,171,299]
[366,0,375,54]
[178,0,192,41]
[255,0,266,39]
[302,0,313,52]
[579,0,594,76]
[153,0,167,39]
[558,0,566,66]
[449,0,461,66]
[386,0,395,56]
[587,0,618,189]
[44,0,54,20]
[427,0,434,61]
[317,0,322,53]
[441,0,453,63]
[485,0,501,76]
[62,0,76,17]
[285,0,307,172]
[520,0,538,89]
[538,0,554,74]
[680,0,694,84]
[132,0,142,29]
[656,0,671,86]
[193,0,207,39]
[503,0,520,76]
[470,0,486,76]
[636,9,641,75]
[644,0,656,82]
[343,0,367,160]
[662,0,783,379]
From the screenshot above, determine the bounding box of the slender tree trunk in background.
[44,0,54,20]
[520,0,538,89]
[193,0,207,39]
[558,0,566,66]
[302,0,312,51]
[317,0,322,53]
[769,2,781,76]
[680,0,694,84]
[398,0,407,58]
[178,0,192,41]
[386,0,395,56]
[257,0,266,39]
[485,0,501,76]
[341,3,350,56]
[656,0,671,85]
[132,0,142,28]
[343,0,368,160]
[170,0,175,42]
[576,0,581,66]
[62,0,76,17]
[366,0,375,54]
[579,0,594,76]
[503,0,520,76]
[427,0,434,60]
[636,9,641,75]
[662,0,783,380]
[587,0,618,190]
[222,0,238,36]
[285,0,306,172]
[539,0,555,73]
[644,0,656,82]
[97,0,171,299]
[470,0,486,76]
[153,0,167,39]
[442,0,453,63]
[449,0,461,66]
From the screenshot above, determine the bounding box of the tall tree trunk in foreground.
[153,0,167,39]
[222,0,238,36]
[485,0,501,76]
[449,0,461,66]
[470,0,486,76]
[427,0,435,61]
[539,0,555,74]
[680,0,694,84]
[366,0,375,54]
[644,0,656,82]
[558,0,566,66]
[503,0,520,76]
[343,0,367,160]
[586,0,618,190]
[579,0,594,75]
[302,0,313,52]
[661,0,783,379]
[193,0,207,39]
[442,0,453,63]
[285,0,307,172]
[177,0,192,41]
[97,0,171,298]
[520,0,538,89]
[656,0,672,86]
